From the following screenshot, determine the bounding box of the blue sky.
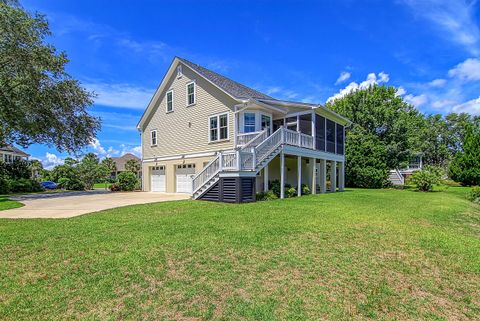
[21,0,480,168]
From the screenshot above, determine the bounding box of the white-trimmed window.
[151,129,157,146]
[244,112,256,133]
[186,81,196,106]
[209,113,228,142]
[166,90,173,112]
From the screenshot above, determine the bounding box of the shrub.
[56,177,84,190]
[0,176,11,194]
[256,190,278,201]
[109,183,121,192]
[117,172,138,191]
[286,187,297,198]
[301,184,311,195]
[411,165,442,192]
[9,178,43,193]
[467,187,480,204]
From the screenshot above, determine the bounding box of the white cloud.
[36,152,65,170]
[119,145,142,158]
[89,138,106,155]
[431,99,457,110]
[452,97,480,114]
[327,72,390,102]
[448,58,480,82]
[404,94,428,107]
[335,71,351,85]
[396,86,407,96]
[428,78,447,87]
[401,0,480,55]
[85,82,154,109]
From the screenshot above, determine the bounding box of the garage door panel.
[151,166,165,192]
[176,164,195,193]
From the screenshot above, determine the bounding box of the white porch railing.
[192,126,316,195]
[237,131,264,146]
[192,154,220,192]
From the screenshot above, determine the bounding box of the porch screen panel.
[315,115,325,151]
[299,114,312,135]
[326,119,336,153]
[336,124,344,155]
[273,119,284,132]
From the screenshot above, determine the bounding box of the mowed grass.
[0,196,22,211]
[0,188,479,320]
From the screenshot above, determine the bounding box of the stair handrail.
[254,127,284,165]
[192,153,221,194]
[241,129,268,151]
[395,168,405,185]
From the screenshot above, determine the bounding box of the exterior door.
[176,164,196,193]
[151,166,165,192]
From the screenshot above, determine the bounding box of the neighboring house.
[0,145,29,163]
[111,153,142,179]
[388,154,424,185]
[137,57,351,203]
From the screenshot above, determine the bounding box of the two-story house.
[137,57,351,203]
[0,145,30,163]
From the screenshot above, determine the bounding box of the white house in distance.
[0,145,29,163]
[137,57,351,203]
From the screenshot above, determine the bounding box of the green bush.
[9,178,43,193]
[467,187,480,204]
[286,187,297,198]
[117,172,138,191]
[109,183,121,192]
[256,190,278,201]
[448,125,480,186]
[411,166,442,192]
[301,184,311,195]
[56,177,84,190]
[0,176,11,194]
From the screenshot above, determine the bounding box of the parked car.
[40,181,58,190]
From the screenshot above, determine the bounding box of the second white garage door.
[176,164,196,193]
[151,166,165,192]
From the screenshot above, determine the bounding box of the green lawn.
[0,188,479,320]
[94,182,112,189]
[0,196,23,211]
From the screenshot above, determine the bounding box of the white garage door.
[151,166,165,192]
[176,164,196,193]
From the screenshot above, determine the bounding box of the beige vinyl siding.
[142,64,236,159]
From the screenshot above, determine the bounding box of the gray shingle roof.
[177,57,274,100]
[0,145,29,157]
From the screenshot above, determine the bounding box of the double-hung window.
[209,113,228,142]
[244,113,256,133]
[151,129,157,146]
[186,81,196,106]
[166,90,173,112]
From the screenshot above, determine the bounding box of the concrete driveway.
[1,190,190,219]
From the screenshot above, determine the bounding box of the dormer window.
[176,65,182,78]
[186,81,196,106]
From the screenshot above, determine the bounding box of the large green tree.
[327,85,423,187]
[448,125,480,186]
[0,0,100,152]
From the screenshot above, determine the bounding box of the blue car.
[41,181,58,190]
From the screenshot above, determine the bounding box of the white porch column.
[297,156,302,197]
[319,159,326,193]
[264,164,269,192]
[330,160,337,192]
[280,151,285,199]
[338,161,345,192]
[311,158,316,194]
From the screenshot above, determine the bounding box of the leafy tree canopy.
[0,0,100,153]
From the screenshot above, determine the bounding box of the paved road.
[1,191,190,219]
